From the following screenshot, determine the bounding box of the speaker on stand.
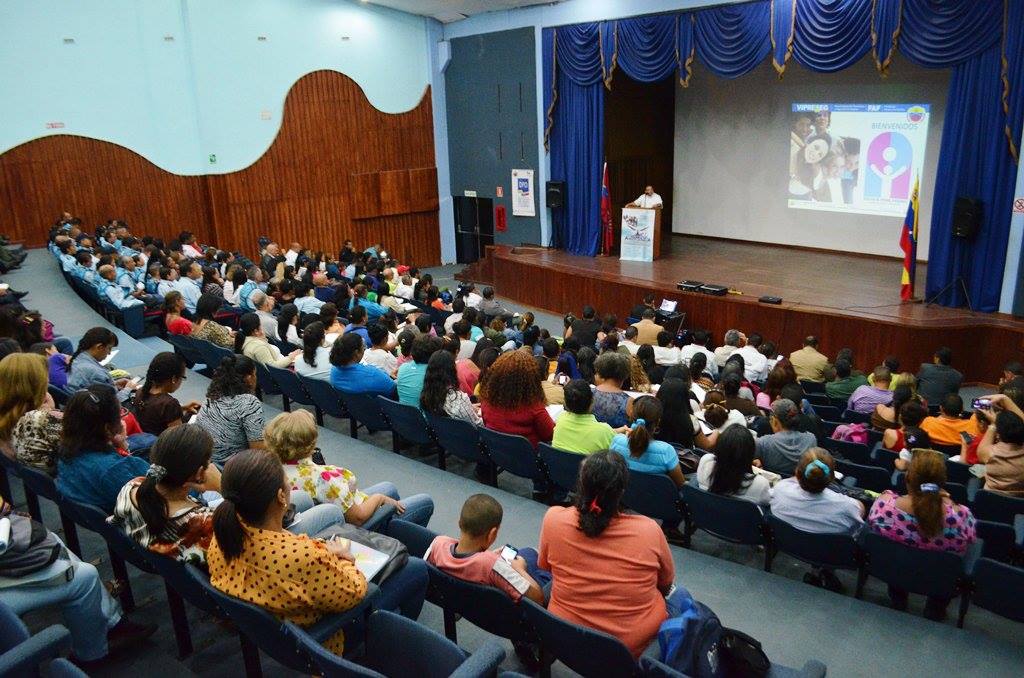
[926,196,981,311]
[545,180,566,249]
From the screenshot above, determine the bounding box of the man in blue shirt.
[173,262,203,315]
[237,266,263,310]
[58,240,78,272]
[97,265,144,309]
[293,282,326,315]
[344,306,371,347]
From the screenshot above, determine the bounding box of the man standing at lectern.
[627,185,663,209]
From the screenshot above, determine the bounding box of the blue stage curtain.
[899,0,1002,68]
[542,27,555,149]
[1005,0,1024,164]
[792,0,871,72]
[608,15,680,84]
[548,23,605,256]
[926,45,1017,311]
[694,2,771,78]
[871,0,901,74]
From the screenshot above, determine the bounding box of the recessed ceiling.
[365,0,559,24]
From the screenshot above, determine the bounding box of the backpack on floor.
[659,588,770,677]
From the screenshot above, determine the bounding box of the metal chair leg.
[165,581,194,658]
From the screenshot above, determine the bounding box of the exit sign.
[45,122,65,129]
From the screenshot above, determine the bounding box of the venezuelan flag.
[900,176,920,301]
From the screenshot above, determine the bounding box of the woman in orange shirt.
[538,451,681,658]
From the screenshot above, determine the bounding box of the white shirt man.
[444,312,463,334]
[680,343,717,377]
[630,186,663,209]
[284,245,301,267]
[653,345,682,367]
[734,344,768,383]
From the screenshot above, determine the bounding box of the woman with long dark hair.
[420,350,481,425]
[688,352,715,391]
[696,424,771,505]
[191,294,235,348]
[655,376,706,450]
[538,451,678,659]
[610,395,685,487]
[192,354,265,466]
[295,320,331,380]
[276,303,301,346]
[456,336,494,396]
[236,312,298,367]
[207,449,428,655]
[132,352,201,435]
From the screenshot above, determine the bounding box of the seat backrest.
[183,564,313,673]
[364,610,469,678]
[520,598,637,677]
[425,413,485,464]
[861,530,965,597]
[47,384,71,408]
[800,380,826,394]
[385,519,438,558]
[944,460,972,486]
[0,601,30,651]
[812,404,841,421]
[679,484,766,545]
[804,393,831,407]
[971,558,1024,623]
[254,362,283,396]
[538,443,582,494]
[57,497,108,534]
[622,470,685,524]
[931,442,961,457]
[834,459,891,493]
[824,438,873,465]
[149,555,221,615]
[266,365,314,406]
[102,518,158,573]
[976,520,1017,564]
[872,445,898,472]
[842,409,872,425]
[766,515,859,570]
[46,658,89,678]
[340,392,390,432]
[17,465,60,501]
[284,621,381,678]
[300,375,348,419]
[972,490,1024,524]
[378,397,432,445]
[478,427,545,481]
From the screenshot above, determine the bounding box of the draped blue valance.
[543,0,1024,314]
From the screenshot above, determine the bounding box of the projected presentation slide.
[788,103,929,217]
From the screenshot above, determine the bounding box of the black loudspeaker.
[952,196,982,239]
[546,181,566,209]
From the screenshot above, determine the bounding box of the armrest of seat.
[962,539,985,575]
[304,583,381,642]
[448,640,506,678]
[0,624,71,675]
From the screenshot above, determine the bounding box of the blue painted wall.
[0,0,431,174]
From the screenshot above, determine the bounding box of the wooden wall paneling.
[408,167,440,212]
[348,172,381,220]
[379,170,412,217]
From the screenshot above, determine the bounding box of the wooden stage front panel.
[476,240,1024,384]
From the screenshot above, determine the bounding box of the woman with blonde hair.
[264,410,433,530]
[868,449,977,619]
[626,355,652,393]
[0,353,62,473]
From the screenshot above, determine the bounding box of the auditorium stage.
[463,237,1024,383]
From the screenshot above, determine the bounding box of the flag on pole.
[600,162,613,256]
[899,175,920,301]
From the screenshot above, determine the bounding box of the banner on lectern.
[619,208,655,262]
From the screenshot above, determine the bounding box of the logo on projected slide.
[906,106,926,124]
[864,132,912,201]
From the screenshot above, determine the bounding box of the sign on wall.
[620,207,656,262]
[511,169,535,217]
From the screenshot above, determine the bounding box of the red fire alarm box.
[495,204,507,232]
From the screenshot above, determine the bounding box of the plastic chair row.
[58,262,164,339]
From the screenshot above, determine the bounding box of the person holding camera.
[975,394,1024,496]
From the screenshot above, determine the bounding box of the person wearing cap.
[754,399,817,476]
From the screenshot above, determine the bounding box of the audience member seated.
[67,327,136,401]
[276,303,301,345]
[537,356,565,406]
[0,353,62,474]
[867,449,976,620]
[330,332,396,396]
[697,424,770,505]
[565,306,601,348]
[266,410,434,527]
[882,400,932,469]
[539,451,679,658]
[824,358,868,401]
[688,352,715,390]
[113,425,220,566]
[620,326,641,354]
[319,302,346,336]
[916,346,963,405]
[591,352,632,428]
[789,335,829,382]
[421,350,482,425]
[681,329,717,377]
[756,399,817,476]
[191,294,235,348]
[919,394,979,447]
[480,349,554,447]
[552,379,618,454]
[847,366,893,414]
[361,323,397,377]
[456,337,493,396]
[34,341,71,390]
[651,331,680,367]
[236,312,299,368]
[976,403,1024,496]
[655,376,709,449]
[721,373,760,418]
[955,412,988,466]
[610,395,685,487]
[207,450,426,656]
[193,355,265,466]
[630,309,661,346]
[756,360,797,409]
[478,286,514,320]
[425,493,548,606]
[164,291,194,336]
[630,293,657,321]
[872,383,916,431]
[344,305,372,347]
[295,321,332,380]
[714,329,743,368]
[131,352,201,435]
[56,385,151,513]
[397,334,440,406]
[734,332,767,382]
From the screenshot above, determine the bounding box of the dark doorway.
[453,196,495,264]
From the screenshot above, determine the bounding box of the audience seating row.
[59,262,165,339]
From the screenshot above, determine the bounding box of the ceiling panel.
[366,0,559,23]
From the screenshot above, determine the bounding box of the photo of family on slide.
[788,109,860,205]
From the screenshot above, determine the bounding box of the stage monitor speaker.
[699,284,728,296]
[546,181,566,209]
[952,196,981,239]
[677,280,703,292]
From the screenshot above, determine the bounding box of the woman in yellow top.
[234,313,300,368]
[207,450,429,654]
